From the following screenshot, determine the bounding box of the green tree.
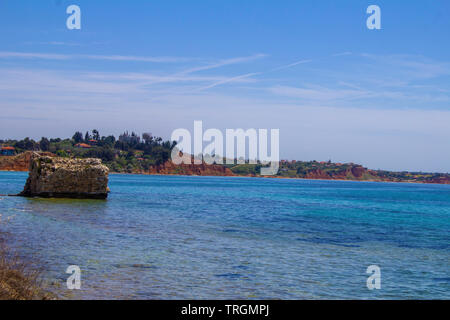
[72,132,83,143]
[101,135,116,147]
[16,137,38,151]
[142,133,153,144]
[39,137,50,151]
[92,129,100,141]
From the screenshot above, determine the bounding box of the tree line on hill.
[0,130,177,172]
[1,131,449,183]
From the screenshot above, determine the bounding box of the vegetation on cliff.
[229,161,450,184]
[1,130,176,174]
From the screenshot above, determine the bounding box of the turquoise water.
[0,171,449,299]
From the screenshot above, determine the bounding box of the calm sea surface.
[0,171,449,299]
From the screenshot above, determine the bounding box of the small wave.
[215,273,244,279]
[113,263,157,270]
[222,229,239,233]
[296,237,361,248]
[433,277,450,283]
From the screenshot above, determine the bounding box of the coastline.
[1,152,449,185]
[107,171,450,186]
[2,168,450,186]
[0,240,54,300]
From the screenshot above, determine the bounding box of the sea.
[0,171,449,299]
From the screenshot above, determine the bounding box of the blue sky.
[0,0,450,172]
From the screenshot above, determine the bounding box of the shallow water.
[0,171,449,299]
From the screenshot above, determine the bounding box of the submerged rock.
[19,155,110,199]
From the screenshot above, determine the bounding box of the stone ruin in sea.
[19,155,110,199]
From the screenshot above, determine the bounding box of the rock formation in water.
[19,155,110,199]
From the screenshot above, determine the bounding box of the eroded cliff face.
[0,151,54,171]
[303,166,372,180]
[20,156,110,199]
[147,160,235,176]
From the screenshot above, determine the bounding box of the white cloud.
[0,51,268,67]
[0,52,70,60]
[360,53,450,79]
[269,85,369,102]
[195,72,262,91]
[180,54,267,74]
[0,51,191,63]
[270,59,313,72]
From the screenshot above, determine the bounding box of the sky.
[0,0,449,172]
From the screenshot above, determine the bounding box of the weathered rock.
[19,155,110,199]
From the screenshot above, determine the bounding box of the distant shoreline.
[106,171,450,186]
[2,168,450,185]
[1,151,449,185]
